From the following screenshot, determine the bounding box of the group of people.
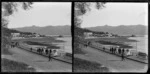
[84,41,91,48]
[11,42,19,48]
[36,48,44,54]
[108,47,129,61]
[30,47,53,61]
[82,40,130,61]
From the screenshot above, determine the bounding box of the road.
[3,47,72,72]
[74,46,148,72]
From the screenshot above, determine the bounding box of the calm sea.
[128,35,148,54]
[53,37,72,53]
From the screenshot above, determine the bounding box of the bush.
[74,58,109,72]
[138,52,147,57]
[65,53,72,57]
[24,41,60,49]
[1,58,35,72]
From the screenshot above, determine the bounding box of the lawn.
[86,37,137,42]
[1,47,12,55]
[1,58,36,72]
[74,58,109,72]
[96,40,133,48]
[24,41,60,49]
[13,37,65,43]
[86,37,137,48]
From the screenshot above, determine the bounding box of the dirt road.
[74,46,148,72]
[2,47,72,72]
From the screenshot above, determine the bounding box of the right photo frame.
[73,2,148,72]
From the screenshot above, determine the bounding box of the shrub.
[1,58,35,72]
[138,52,147,57]
[65,53,72,57]
[74,58,109,72]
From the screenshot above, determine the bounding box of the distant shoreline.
[46,35,71,37]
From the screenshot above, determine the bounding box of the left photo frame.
[1,2,72,72]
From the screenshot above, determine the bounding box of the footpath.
[2,47,72,72]
[75,42,148,72]
[79,41,148,64]
[18,42,72,64]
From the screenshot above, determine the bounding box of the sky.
[81,3,148,28]
[8,2,71,28]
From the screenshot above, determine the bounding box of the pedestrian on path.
[111,47,114,53]
[38,48,41,54]
[88,41,91,46]
[48,49,52,61]
[122,48,125,54]
[114,48,116,54]
[41,48,43,54]
[45,48,48,55]
[30,48,32,51]
[110,47,112,52]
[103,47,105,51]
[121,50,125,61]
[118,48,121,55]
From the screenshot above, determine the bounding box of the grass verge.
[24,41,60,49]
[13,37,65,43]
[74,48,86,54]
[1,58,36,72]
[74,58,109,72]
[63,53,72,61]
[1,47,12,55]
[97,40,133,48]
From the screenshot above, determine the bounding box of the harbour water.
[128,35,148,54]
[53,37,72,53]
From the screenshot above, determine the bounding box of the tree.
[74,2,106,53]
[2,2,32,26]
[74,2,105,27]
[74,2,105,38]
[2,2,33,54]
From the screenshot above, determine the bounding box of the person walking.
[121,49,125,61]
[39,48,41,54]
[48,49,52,61]
[41,48,43,54]
[110,47,112,52]
[45,48,48,55]
[103,47,105,51]
[88,41,91,46]
[118,48,121,55]
[122,48,125,54]
[114,48,116,54]
[111,47,114,53]
[30,48,32,51]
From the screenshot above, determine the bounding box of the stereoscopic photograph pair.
[1,1,148,73]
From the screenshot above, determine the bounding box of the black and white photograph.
[74,2,148,72]
[1,1,149,73]
[2,2,72,72]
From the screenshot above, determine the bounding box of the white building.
[84,32,93,37]
[107,33,112,37]
[11,33,20,37]
[35,34,40,37]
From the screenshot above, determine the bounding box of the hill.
[12,25,71,35]
[86,25,148,36]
